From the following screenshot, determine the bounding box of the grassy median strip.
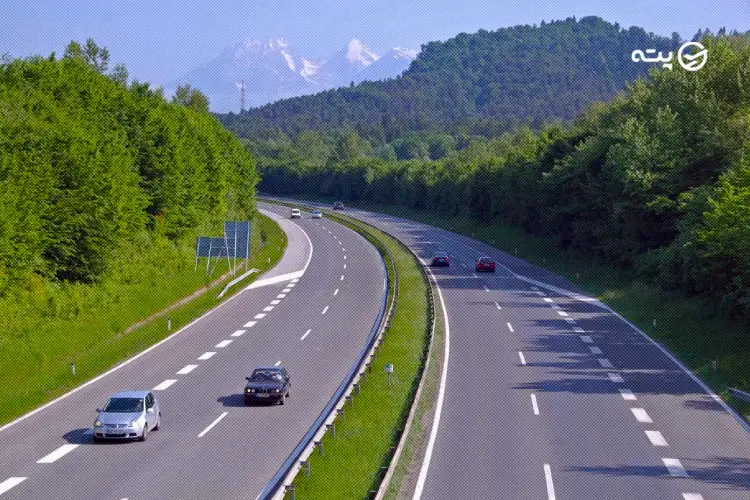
[265,200,430,500]
[0,213,286,426]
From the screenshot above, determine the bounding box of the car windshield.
[480,257,493,263]
[103,397,143,413]
[434,252,448,258]
[250,370,283,382]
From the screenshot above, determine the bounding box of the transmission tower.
[239,80,246,113]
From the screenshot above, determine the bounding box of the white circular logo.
[678,41,708,71]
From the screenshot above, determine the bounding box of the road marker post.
[386,363,394,387]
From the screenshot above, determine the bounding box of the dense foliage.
[0,42,258,290]
[220,17,680,140]
[256,34,750,319]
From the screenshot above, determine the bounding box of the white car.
[290,208,301,219]
[311,210,323,219]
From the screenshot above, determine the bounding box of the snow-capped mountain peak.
[346,39,380,66]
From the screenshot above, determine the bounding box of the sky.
[1,0,748,88]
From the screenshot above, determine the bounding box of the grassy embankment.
[0,213,285,425]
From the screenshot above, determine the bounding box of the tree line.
[255,34,750,319]
[0,40,257,291]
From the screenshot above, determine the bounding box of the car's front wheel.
[140,425,148,442]
[153,414,161,431]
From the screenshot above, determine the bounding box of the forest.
[252,33,750,320]
[0,40,257,306]
[220,17,681,140]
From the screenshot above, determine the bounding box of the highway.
[0,202,386,499]
[289,199,750,500]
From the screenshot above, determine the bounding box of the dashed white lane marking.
[580,335,593,343]
[254,313,266,319]
[198,352,216,360]
[37,444,79,463]
[535,291,546,296]
[334,288,339,296]
[333,235,337,239]
[244,321,257,328]
[343,255,347,260]
[270,300,281,305]
[543,297,554,303]
[572,326,585,333]
[483,285,490,292]
[342,247,346,252]
[198,412,228,438]
[291,279,299,283]
[550,304,561,310]
[663,458,689,477]
[472,273,478,278]
[275,360,282,366]
[646,430,668,447]
[598,358,614,368]
[0,477,27,495]
[287,283,296,288]
[301,329,312,341]
[340,275,345,281]
[263,306,274,312]
[544,464,556,500]
[153,379,177,391]
[338,241,343,246]
[631,408,653,423]
[531,286,539,290]
[589,346,603,355]
[282,288,291,293]
[321,306,329,315]
[519,351,527,365]
[276,294,286,299]
[530,394,540,415]
[557,311,569,317]
[619,388,637,401]
[461,263,467,268]
[563,317,576,324]
[507,322,514,333]
[177,364,198,375]
[343,264,347,269]
[231,330,246,337]
[495,302,502,310]
[682,494,704,500]
[608,373,624,383]
[216,339,233,348]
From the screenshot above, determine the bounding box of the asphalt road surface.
[282,198,750,500]
[0,202,386,500]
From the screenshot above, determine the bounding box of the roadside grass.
[0,213,286,425]
[336,200,750,419]
[275,204,430,500]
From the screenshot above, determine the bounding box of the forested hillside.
[220,17,680,140]
[256,33,750,319]
[0,41,257,293]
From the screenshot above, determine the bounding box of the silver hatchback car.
[93,390,161,442]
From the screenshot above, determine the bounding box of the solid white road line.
[198,412,228,438]
[413,266,450,500]
[37,444,79,463]
[176,364,198,375]
[663,458,689,477]
[263,306,274,312]
[507,322,514,333]
[589,346,603,355]
[198,352,216,360]
[0,477,27,495]
[495,302,501,310]
[301,329,312,341]
[682,494,704,500]
[519,351,527,365]
[275,360,282,366]
[153,379,177,391]
[254,313,266,319]
[270,300,281,305]
[334,288,339,296]
[631,408,653,423]
[216,339,233,348]
[231,330,246,337]
[244,321,257,328]
[572,327,585,333]
[619,388,637,401]
[598,358,614,368]
[276,294,286,299]
[646,430,668,447]
[580,335,593,343]
[608,373,624,383]
[531,394,540,415]
[544,464,556,500]
[322,306,329,315]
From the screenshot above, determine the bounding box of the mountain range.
[171,38,418,112]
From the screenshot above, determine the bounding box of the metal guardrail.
[728,387,750,403]
[256,201,399,500]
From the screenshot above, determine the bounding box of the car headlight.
[246,388,253,393]
[94,420,103,427]
[274,389,281,393]
[130,418,141,427]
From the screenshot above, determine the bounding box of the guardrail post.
[315,440,324,455]
[345,395,353,407]
[326,423,336,437]
[285,484,296,500]
[301,460,311,476]
[354,382,360,395]
[337,407,345,420]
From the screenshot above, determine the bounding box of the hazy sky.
[1,0,748,87]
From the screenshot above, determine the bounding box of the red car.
[475,256,496,272]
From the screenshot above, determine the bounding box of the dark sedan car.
[475,256,496,272]
[244,367,291,405]
[333,201,345,210]
[431,251,450,267]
